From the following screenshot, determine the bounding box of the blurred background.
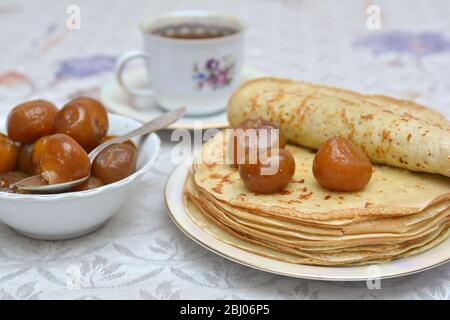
[1,0,449,117]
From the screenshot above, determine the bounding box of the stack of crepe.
[184,78,450,266]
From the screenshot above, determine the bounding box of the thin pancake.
[227,77,450,177]
[193,130,450,221]
[194,177,450,233]
[187,182,449,247]
[186,173,448,249]
[184,193,450,266]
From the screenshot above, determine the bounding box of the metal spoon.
[13,107,186,193]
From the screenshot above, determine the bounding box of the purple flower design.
[206,58,220,70]
[55,54,116,79]
[354,31,450,56]
[192,56,235,90]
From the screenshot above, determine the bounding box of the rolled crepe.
[227,77,450,177]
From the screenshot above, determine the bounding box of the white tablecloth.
[0,0,448,299]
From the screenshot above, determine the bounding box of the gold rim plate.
[164,162,450,281]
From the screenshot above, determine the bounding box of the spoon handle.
[88,107,186,162]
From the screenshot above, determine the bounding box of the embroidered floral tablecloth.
[0,0,449,300]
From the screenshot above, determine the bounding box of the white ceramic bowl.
[0,113,161,240]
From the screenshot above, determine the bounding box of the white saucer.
[165,162,450,281]
[100,66,266,129]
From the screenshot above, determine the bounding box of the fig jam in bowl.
[0,113,161,240]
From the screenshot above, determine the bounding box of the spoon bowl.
[12,175,91,193]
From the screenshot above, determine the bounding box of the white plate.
[165,162,450,281]
[100,66,266,129]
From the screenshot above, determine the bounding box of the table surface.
[0,0,449,300]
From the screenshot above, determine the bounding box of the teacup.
[115,11,246,116]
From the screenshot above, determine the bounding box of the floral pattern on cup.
[192,56,235,90]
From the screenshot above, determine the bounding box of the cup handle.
[115,50,153,98]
